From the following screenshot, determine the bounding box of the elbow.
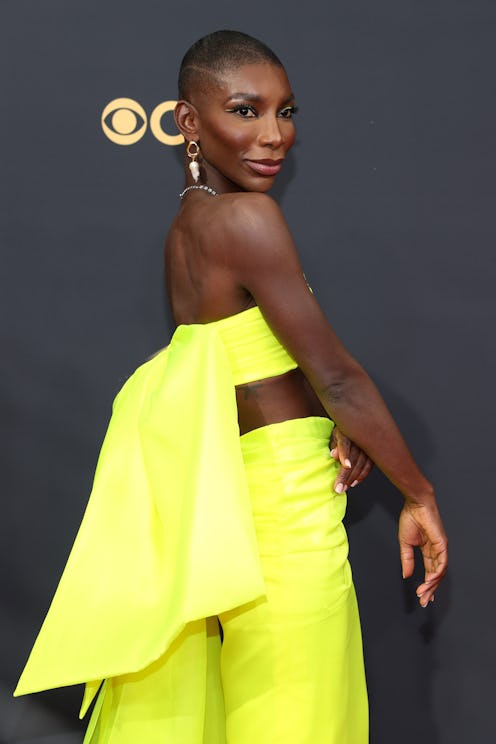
[320,380,347,405]
[317,365,368,407]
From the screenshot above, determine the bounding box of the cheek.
[284,125,296,150]
[201,115,254,154]
[214,124,253,152]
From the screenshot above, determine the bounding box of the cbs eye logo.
[101,98,184,146]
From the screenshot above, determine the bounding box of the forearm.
[315,368,434,505]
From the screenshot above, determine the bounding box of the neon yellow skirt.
[84,416,368,743]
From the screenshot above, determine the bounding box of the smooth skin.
[168,62,448,607]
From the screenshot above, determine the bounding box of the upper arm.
[222,194,364,395]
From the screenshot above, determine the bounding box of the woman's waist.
[236,368,330,436]
[240,414,334,450]
[238,415,346,554]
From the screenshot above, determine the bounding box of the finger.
[416,576,443,607]
[346,451,372,488]
[334,443,366,491]
[399,541,415,580]
[329,429,337,455]
[336,430,352,470]
[352,457,373,486]
[416,543,448,604]
[333,468,349,494]
[344,449,366,487]
[416,556,448,598]
[417,586,435,607]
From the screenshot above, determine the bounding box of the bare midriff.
[235,367,328,436]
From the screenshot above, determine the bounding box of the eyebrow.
[225,92,296,106]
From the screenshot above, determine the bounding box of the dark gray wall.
[1,1,495,742]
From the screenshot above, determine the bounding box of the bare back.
[164,192,327,434]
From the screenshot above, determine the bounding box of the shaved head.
[178,30,284,101]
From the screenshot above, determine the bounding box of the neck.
[182,161,244,196]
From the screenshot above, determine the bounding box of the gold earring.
[186,140,200,182]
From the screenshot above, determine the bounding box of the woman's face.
[193,62,297,194]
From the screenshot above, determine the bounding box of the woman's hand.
[398,500,448,607]
[330,428,373,494]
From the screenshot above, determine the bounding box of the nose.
[257,115,283,148]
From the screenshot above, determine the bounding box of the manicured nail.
[344,458,352,468]
[335,483,344,494]
[351,480,359,487]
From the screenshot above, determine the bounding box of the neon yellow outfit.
[15,306,368,743]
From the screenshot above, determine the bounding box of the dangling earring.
[186,140,200,183]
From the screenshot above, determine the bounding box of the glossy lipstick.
[244,158,284,177]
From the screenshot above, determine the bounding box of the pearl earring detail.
[186,141,200,183]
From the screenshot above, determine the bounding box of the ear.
[174,100,200,141]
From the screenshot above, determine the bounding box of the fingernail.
[430,595,435,603]
[344,458,352,468]
[330,448,337,458]
[351,480,359,487]
[334,483,344,494]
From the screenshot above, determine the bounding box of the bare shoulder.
[210,192,295,266]
[218,191,286,232]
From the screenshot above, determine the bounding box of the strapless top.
[190,305,297,385]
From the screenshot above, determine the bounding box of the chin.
[256,181,275,193]
[242,175,276,193]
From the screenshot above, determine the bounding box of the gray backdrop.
[1,1,495,742]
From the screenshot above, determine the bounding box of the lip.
[244,158,284,177]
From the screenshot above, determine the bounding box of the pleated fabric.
[81,418,368,743]
[15,321,267,706]
[14,306,368,742]
[220,417,368,744]
[83,617,226,744]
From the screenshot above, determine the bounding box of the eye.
[226,104,257,118]
[278,105,299,119]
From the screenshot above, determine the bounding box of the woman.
[15,30,447,744]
